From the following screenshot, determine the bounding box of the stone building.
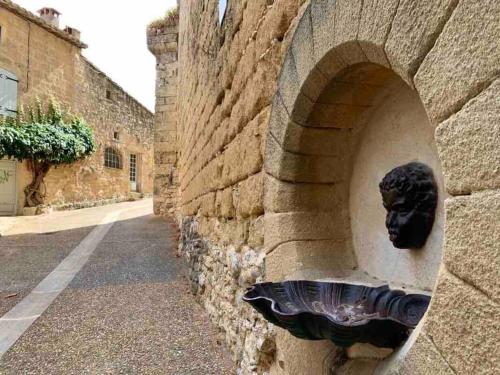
[149,0,499,374]
[0,0,154,215]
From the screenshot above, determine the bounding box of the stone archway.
[263,1,499,374]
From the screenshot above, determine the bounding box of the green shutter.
[0,68,18,117]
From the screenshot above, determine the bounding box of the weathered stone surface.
[179,217,275,374]
[347,344,393,360]
[236,173,264,218]
[0,5,154,214]
[424,269,499,374]
[276,51,315,124]
[264,174,345,213]
[415,0,500,124]
[290,7,315,94]
[264,211,349,252]
[386,0,459,85]
[377,332,456,375]
[148,21,179,216]
[265,239,356,282]
[269,329,337,375]
[443,192,500,302]
[336,359,380,375]
[358,0,399,67]
[215,187,235,218]
[435,78,500,194]
[265,134,347,183]
[156,1,500,374]
[331,0,367,65]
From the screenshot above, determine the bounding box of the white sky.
[15,0,177,112]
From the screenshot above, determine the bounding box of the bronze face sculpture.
[379,162,438,249]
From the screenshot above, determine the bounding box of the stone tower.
[147,17,179,217]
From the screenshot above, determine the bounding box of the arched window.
[104,147,122,169]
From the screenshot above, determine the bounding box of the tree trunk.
[24,160,51,207]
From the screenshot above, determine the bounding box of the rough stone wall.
[156,0,500,374]
[147,22,180,217]
[173,0,309,373]
[0,2,154,213]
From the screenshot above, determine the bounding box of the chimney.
[64,26,81,40]
[37,7,61,28]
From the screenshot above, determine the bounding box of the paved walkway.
[0,200,233,374]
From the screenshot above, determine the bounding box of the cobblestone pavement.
[0,200,234,374]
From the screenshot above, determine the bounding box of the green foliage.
[0,98,96,165]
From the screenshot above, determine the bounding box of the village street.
[0,200,233,374]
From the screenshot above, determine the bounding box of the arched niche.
[266,62,445,292]
[262,5,452,375]
[263,0,498,373]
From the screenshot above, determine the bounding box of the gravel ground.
[0,210,234,374]
[0,227,94,316]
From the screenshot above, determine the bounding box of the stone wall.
[147,20,180,217]
[0,1,154,214]
[169,0,309,373]
[152,0,499,374]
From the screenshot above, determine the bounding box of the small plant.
[149,6,179,29]
[0,98,96,207]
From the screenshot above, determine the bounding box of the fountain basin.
[243,281,430,348]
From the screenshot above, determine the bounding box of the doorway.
[129,154,138,192]
[0,159,16,216]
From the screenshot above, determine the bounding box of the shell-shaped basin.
[242,281,430,348]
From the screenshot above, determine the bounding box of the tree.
[0,99,96,207]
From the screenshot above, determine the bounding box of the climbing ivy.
[0,99,96,207]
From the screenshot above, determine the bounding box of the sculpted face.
[379,163,438,249]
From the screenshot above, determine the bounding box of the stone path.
[0,200,234,374]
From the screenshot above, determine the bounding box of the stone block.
[347,344,393,360]
[443,192,499,302]
[330,0,366,65]
[336,359,379,375]
[309,0,338,64]
[377,331,455,375]
[290,6,328,102]
[267,94,290,148]
[423,269,499,374]
[435,78,500,194]
[264,173,345,213]
[199,192,216,217]
[276,50,315,124]
[386,0,459,86]
[310,1,364,81]
[248,215,264,248]
[307,102,364,128]
[415,0,500,124]
[264,134,347,183]
[269,92,353,155]
[216,187,236,219]
[265,240,356,282]
[264,211,349,252]
[236,173,264,218]
[358,0,399,67]
[221,118,263,187]
[269,329,337,375]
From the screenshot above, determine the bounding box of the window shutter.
[0,68,18,117]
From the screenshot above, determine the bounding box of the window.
[104,147,122,169]
[113,131,120,141]
[0,68,18,117]
[218,0,227,24]
[106,90,112,100]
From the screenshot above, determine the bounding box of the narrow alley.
[0,200,233,374]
